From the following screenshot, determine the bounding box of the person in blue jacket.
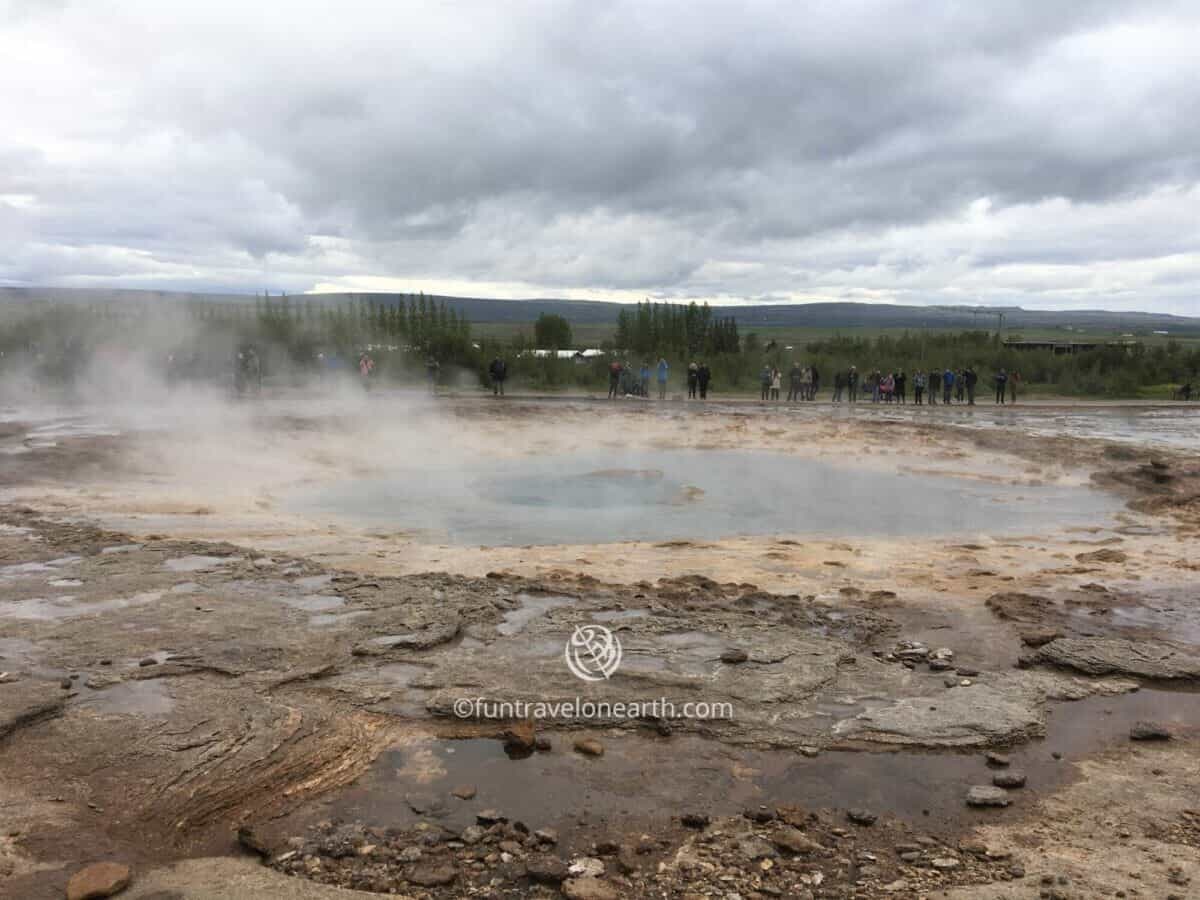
[656,358,669,399]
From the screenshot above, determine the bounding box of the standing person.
[810,365,820,401]
[770,366,781,402]
[914,370,925,405]
[928,369,938,405]
[895,370,907,404]
[788,362,802,402]
[965,366,978,405]
[994,368,1008,404]
[880,372,894,403]
[697,362,711,399]
[955,370,965,403]
[942,368,954,405]
[639,361,651,397]
[488,356,507,396]
[358,351,375,390]
[801,365,812,401]
[848,366,859,403]
[760,364,772,401]
[832,369,846,403]
[1009,371,1020,404]
[656,357,669,399]
[687,361,699,399]
[608,359,622,399]
[870,370,881,403]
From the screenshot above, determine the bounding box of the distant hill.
[3,286,1198,335]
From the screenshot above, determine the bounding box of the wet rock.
[236,826,271,857]
[993,771,1027,789]
[846,809,877,826]
[680,812,710,829]
[66,862,131,900]
[573,738,604,757]
[451,784,477,800]
[503,720,537,755]
[986,751,1011,767]
[1019,628,1062,648]
[721,648,749,664]
[771,827,823,855]
[839,681,1043,747]
[966,785,1012,807]
[138,658,158,667]
[1034,637,1200,680]
[562,877,620,900]
[527,854,568,883]
[1130,721,1172,741]
[1075,548,1127,564]
[405,863,457,886]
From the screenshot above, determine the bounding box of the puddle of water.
[81,679,175,716]
[290,449,1119,546]
[164,555,240,572]
[0,556,82,577]
[0,590,164,621]
[282,594,346,613]
[592,609,651,623]
[309,610,370,627]
[309,688,1200,850]
[497,594,575,636]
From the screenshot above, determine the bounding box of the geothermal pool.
[289,449,1120,546]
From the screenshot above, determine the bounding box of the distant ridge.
[3,287,1198,334]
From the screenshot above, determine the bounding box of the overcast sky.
[2,0,1198,311]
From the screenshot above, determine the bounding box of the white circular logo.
[564,624,623,681]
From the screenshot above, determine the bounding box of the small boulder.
[66,862,131,900]
[450,784,476,800]
[966,785,1011,808]
[573,738,604,757]
[526,854,568,884]
[846,809,877,826]
[405,863,457,886]
[720,648,749,664]
[993,771,1027,789]
[679,812,709,829]
[1130,721,1172,741]
[771,827,823,855]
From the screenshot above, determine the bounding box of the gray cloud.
[1,0,1198,311]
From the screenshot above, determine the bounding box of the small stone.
[526,854,568,883]
[573,738,604,757]
[138,658,157,667]
[535,736,552,751]
[461,825,486,845]
[680,812,709,829]
[398,846,422,862]
[771,827,823,855]
[567,856,605,878]
[956,667,980,677]
[798,746,820,758]
[993,771,1027,789]
[1130,721,1172,741]
[405,863,457,886]
[985,752,1011,767]
[846,809,877,826]
[66,862,132,900]
[720,648,749,664]
[966,785,1011,807]
[451,784,476,800]
[59,678,72,689]
[534,827,559,845]
[594,839,620,856]
[562,877,620,900]
[930,856,961,870]
[1009,863,1026,878]
[475,809,504,825]
[1051,751,1062,760]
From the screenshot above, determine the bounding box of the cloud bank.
[1,0,1198,311]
